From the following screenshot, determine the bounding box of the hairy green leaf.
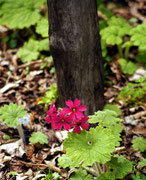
[39,38,49,51]
[132,137,146,152]
[100,26,123,45]
[107,155,133,179]
[58,154,73,168]
[136,51,146,63]
[132,172,146,180]
[17,39,39,63]
[100,16,131,45]
[97,171,115,180]
[130,23,146,51]
[0,103,26,127]
[88,110,122,126]
[63,126,117,167]
[36,18,48,37]
[0,0,45,29]
[29,132,48,145]
[104,104,121,116]
[138,159,146,167]
[118,58,137,75]
[69,169,94,180]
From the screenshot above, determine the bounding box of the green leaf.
[132,172,146,180]
[53,172,60,180]
[88,110,122,126]
[0,0,45,29]
[3,135,11,140]
[63,126,117,167]
[38,84,58,107]
[100,26,123,45]
[104,104,121,116]
[130,23,146,51]
[97,171,115,180]
[100,16,131,46]
[36,18,48,37]
[29,132,48,145]
[0,103,26,127]
[17,39,39,63]
[138,159,146,167]
[39,38,49,51]
[107,155,133,179]
[132,137,146,152]
[89,110,123,146]
[58,154,73,168]
[136,51,146,63]
[69,169,93,180]
[8,171,18,176]
[118,58,137,75]
[108,17,131,34]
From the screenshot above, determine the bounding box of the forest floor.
[0,0,146,179]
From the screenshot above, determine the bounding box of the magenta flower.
[45,102,57,124]
[52,109,73,131]
[64,99,87,120]
[72,115,89,134]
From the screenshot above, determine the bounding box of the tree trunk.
[47,0,104,115]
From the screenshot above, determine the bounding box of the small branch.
[17,124,26,145]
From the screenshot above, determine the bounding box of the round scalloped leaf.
[0,103,27,127]
[29,132,48,145]
[132,137,146,152]
[132,172,146,180]
[17,39,39,63]
[88,110,122,126]
[130,23,146,51]
[58,154,73,168]
[39,38,49,51]
[0,0,44,29]
[97,171,115,180]
[69,169,94,180]
[63,126,116,167]
[104,104,121,116]
[100,26,123,45]
[36,18,48,37]
[107,155,133,179]
[118,58,137,75]
[138,159,146,167]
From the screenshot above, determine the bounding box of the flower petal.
[74,99,81,107]
[81,123,89,130]
[77,105,87,112]
[73,126,81,134]
[81,115,89,123]
[63,123,71,131]
[66,100,74,108]
[55,123,62,130]
[45,116,51,123]
[76,111,84,119]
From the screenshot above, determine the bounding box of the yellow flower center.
[61,119,65,122]
[72,108,76,112]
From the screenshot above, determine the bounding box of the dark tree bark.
[47,0,104,115]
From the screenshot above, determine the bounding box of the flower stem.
[17,124,26,145]
[117,44,123,58]
[96,162,103,175]
[124,45,131,60]
[82,167,97,176]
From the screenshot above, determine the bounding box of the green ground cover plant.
[0,99,145,179]
[116,77,146,107]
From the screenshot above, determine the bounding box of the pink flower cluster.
[45,99,89,134]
